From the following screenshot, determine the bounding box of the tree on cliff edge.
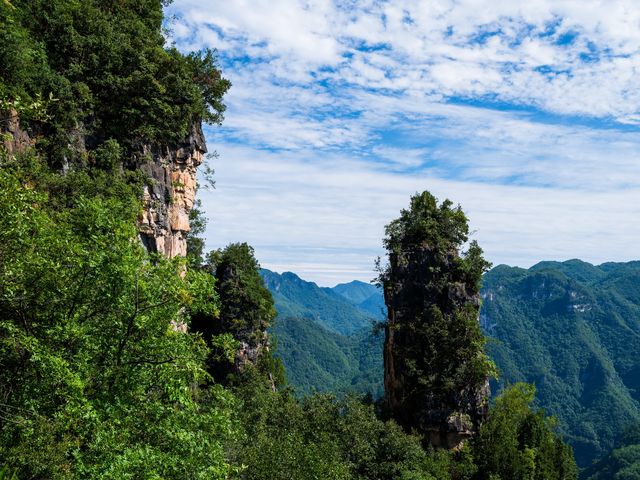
[378,191,495,448]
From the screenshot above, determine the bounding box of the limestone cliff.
[137,122,206,258]
[2,109,272,381]
[1,109,205,261]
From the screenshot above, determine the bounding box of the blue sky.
[166,0,640,286]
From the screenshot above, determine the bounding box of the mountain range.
[261,269,384,396]
[262,260,640,472]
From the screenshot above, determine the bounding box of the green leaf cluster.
[473,383,578,480]
[0,154,237,479]
[0,0,230,158]
[232,375,468,480]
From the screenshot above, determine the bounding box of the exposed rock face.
[383,247,489,450]
[137,122,206,258]
[1,109,35,155]
[1,109,205,261]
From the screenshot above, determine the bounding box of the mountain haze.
[333,280,387,319]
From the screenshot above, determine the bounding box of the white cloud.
[164,1,640,284]
[169,0,640,119]
[200,138,640,286]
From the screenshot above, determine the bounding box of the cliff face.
[137,122,206,258]
[2,110,272,380]
[1,110,205,261]
[383,247,489,450]
[1,109,35,155]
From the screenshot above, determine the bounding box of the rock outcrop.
[1,108,205,261]
[383,246,490,450]
[1,109,35,155]
[137,122,206,258]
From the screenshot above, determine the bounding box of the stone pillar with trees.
[378,191,495,449]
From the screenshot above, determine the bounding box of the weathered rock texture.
[1,109,205,262]
[137,122,206,258]
[383,247,489,450]
[1,109,35,155]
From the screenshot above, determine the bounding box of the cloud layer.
[167,0,640,285]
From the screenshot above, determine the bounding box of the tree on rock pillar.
[377,191,496,449]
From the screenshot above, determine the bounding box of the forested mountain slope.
[260,269,383,395]
[583,423,640,480]
[483,260,640,468]
[260,269,379,334]
[271,316,383,397]
[267,260,640,472]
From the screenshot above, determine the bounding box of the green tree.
[189,243,283,386]
[205,242,276,348]
[473,383,577,480]
[0,156,237,479]
[233,373,461,480]
[0,0,230,162]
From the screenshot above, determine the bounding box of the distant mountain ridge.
[483,259,640,469]
[262,260,640,473]
[333,280,387,318]
[260,269,384,396]
[260,269,383,335]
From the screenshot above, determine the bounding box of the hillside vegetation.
[1,1,577,478]
[484,260,640,468]
[261,269,379,334]
[266,260,640,474]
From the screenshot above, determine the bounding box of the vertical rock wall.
[1,109,205,262]
[137,122,206,258]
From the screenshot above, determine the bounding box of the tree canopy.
[0,0,230,161]
[0,153,237,479]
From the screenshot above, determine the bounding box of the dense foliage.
[206,243,277,347]
[0,154,237,479]
[233,372,478,480]
[188,243,284,386]
[0,0,230,160]
[474,383,578,480]
[483,260,640,467]
[584,424,640,480]
[0,1,235,477]
[272,316,383,397]
[379,191,495,434]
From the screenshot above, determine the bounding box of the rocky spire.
[380,191,493,449]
